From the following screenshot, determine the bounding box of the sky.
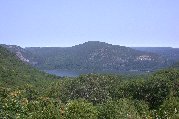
[0,0,179,48]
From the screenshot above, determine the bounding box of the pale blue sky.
[0,0,179,47]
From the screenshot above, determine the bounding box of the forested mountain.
[26,41,168,72]
[2,42,179,73]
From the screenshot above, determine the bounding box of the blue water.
[44,70,86,77]
[44,69,127,77]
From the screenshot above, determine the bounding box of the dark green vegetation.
[0,44,37,66]
[25,41,170,72]
[1,45,179,118]
[0,46,59,88]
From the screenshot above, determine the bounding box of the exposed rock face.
[136,55,152,61]
[16,51,29,63]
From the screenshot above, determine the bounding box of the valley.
[1,0,179,118]
[0,44,179,118]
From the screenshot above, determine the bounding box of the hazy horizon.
[1,41,178,49]
[0,0,179,48]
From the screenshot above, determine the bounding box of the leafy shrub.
[64,99,98,119]
[159,97,179,119]
[97,98,140,119]
[133,100,150,118]
[27,97,62,119]
[0,87,63,119]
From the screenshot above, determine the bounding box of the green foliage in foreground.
[1,69,179,118]
[64,99,98,119]
[97,99,142,119]
[1,46,179,118]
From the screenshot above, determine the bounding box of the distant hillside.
[0,45,58,88]
[0,44,38,65]
[26,41,168,72]
[132,47,179,62]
